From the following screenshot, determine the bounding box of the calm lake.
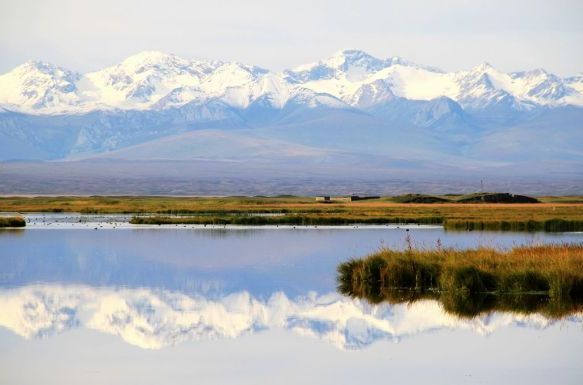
[1,214,582,384]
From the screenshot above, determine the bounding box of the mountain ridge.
[1,49,582,115]
[0,49,581,177]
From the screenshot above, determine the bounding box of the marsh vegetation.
[337,244,583,318]
[128,214,444,226]
[2,195,583,231]
[0,216,26,228]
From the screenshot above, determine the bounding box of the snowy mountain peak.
[2,60,79,87]
[114,51,225,76]
[0,50,582,115]
[519,68,549,77]
[472,62,495,73]
[326,49,387,71]
[79,52,225,109]
[214,61,269,79]
[0,60,80,111]
[99,51,218,79]
[287,49,389,83]
[13,60,75,76]
[321,50,429,72]
[385,56,413,67]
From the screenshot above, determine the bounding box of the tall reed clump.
[444,219,583,232]
[337,244,583,318]
[0,216,26,228]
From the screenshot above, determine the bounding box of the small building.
[316,196,331,202]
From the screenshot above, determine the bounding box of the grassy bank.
[444,219,583,232]
[131,215,583,231]
[337,244,583,317]
[0,216,26,228]
[2,196,583,231]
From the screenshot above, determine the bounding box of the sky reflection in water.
[1,218,583,384]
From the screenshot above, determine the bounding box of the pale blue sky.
[0,0,582,75]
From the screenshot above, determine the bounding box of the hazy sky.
[1,0,582,75]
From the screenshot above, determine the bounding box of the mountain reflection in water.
[1,284,581,350]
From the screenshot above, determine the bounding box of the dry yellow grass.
[370,244,583,278]
[338,244,583,318]
[1,196,582,218]
[2,196,583,230]
[0,216,26,227]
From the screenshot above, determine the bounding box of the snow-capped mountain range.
[0,51,340,114]
[1,49,582,114]
[1,285,575,350]
[0,50,582,169]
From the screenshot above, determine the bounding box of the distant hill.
[391,194,451,203]
[456,193,540,203]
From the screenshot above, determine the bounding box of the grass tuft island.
[0,216,26,228]
[337,244,583,318]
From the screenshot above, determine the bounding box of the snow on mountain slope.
[286,50,583,110]
[565,74,583,102]
[0,51,350,115]
[199,61,269,106]
[349,79,395,108]
[0,61,82,113]
[1,285,572,350]
[1,50,581,115]
[79,51,221,110]
[284,49,455,103]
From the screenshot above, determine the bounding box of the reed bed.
[2,196,583,231]
[129,215,443,226]
[337,244,583,318]
[0,216,26,228]
[444,219,583,232]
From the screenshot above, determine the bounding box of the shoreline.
[1,195,583,231]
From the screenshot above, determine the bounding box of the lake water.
[1,214,582,384]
